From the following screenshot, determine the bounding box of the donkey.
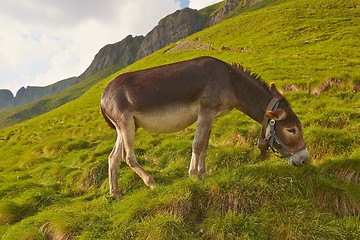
[100,56,309,198]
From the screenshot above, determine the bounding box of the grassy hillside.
[0,0,359,239]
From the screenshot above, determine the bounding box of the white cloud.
[189,0,222,10]
[0,0,180,94]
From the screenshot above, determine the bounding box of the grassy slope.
[0,0,359,239]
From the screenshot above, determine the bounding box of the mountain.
[0,77,78,111]
[79,35,145,80]
[80,7,216,79]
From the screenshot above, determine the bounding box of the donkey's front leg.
[189,110,215,178]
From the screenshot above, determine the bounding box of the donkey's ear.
[270,83,284,100]
[266,108,287,120]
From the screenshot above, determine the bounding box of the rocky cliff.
[80,8,207,80]
[0,77,78,111]
[210,0,240,25]
[0,90,14,109]
[210,0,263,25]
[15,79,75,106]
[80,35,145,80]
[136,8,206,60]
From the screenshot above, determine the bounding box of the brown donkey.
[101,56,309,198]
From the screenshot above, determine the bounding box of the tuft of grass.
[200,211,268,239]
[135,213,191,240]
[0,200,27,225]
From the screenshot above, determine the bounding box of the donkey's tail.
[100,105,116,130]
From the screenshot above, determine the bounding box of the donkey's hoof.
[198,172,206,179]
[188,169,198,177]
[147,183,156,190]
[110,190,121,199]
[145,175,156,189]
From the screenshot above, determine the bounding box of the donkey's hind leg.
[120,114,155,188]
[108,128,123,198]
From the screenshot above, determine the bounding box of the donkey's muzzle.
[288,147,309,166]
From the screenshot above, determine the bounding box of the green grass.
[0,0,360,239]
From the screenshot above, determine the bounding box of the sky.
[0,0,222,95]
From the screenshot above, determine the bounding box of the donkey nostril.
[300,156,309,165]
[299,156,308,165]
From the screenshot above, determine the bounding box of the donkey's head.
[259,84,309,166]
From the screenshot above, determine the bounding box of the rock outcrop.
[136,8,206,60]
[0,77,77,111]
[0,90,14,109]
[80,35,145,80]
[210,0,264,25]
[210,0,241,25]
[80,8,206,80]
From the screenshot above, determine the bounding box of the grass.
[0,0,360,239]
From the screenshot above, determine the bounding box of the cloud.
[0,0,180,94]
[0,0,120,29]
[189,0,222,10]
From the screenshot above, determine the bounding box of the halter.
[258,98,306,158]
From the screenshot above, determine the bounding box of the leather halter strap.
[260,97,279,139]
[258,97,306,158]
[258,97,279,159]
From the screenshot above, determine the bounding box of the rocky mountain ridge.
[0,0,250,112]
[0,77,78,110]
[79,7,208,80]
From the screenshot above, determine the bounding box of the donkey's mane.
[231,62,269,91]
[231,62,290,106]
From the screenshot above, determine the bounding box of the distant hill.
[0,77,78,110]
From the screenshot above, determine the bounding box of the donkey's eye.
[286,128,296,134]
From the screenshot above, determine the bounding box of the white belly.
[134,104,198,133]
